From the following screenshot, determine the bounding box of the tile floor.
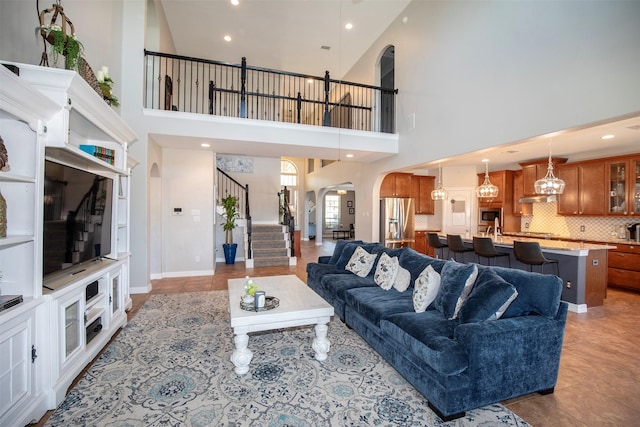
[33,239,640,426]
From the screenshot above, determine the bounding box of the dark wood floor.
[34,239,640,426]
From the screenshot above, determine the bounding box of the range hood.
[519,195,558,203]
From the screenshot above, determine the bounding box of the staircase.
[249,224,295,267]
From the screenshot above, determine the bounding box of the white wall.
[307,0,640,243]
[162,148,215,276]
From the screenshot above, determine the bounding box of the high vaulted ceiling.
[159,0,411,79]
[156,0,639,171]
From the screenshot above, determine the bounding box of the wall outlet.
[525,222,529,229]
[580,225,585,232]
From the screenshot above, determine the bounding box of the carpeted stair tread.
[252,247,289,257]
[252,232,286,241]
[252,225,284,233]
[251,240,287,249]
[253,256,291,267]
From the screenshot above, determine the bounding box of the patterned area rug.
[46,291,530,426]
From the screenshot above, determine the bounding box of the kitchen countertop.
[438,233,616,255]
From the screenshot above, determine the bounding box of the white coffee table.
[228,274,334,375]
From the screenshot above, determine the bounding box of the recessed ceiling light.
[601,134,615,140]
[224,35,231,42]
[307,79,313,84]
[201,143,210,148]
[345,23,353,30]
[481,158,490,163]
[320,45,331,50]
[346,154,354,158]
[230,0,239,5]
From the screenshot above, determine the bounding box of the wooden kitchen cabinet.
[380,173,412,198]
[411,175,435,214]
[605,155,640,216]
[556,160,606,216]
[512,170,532,216]
[520,158,568,196]
[413,230,428,254]
[608,243,640,291]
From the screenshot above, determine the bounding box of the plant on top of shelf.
[37,24,83,70]
[96,66,120,107]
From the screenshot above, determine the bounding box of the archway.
[379,45,395,134]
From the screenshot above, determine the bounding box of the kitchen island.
[436,234,616,312]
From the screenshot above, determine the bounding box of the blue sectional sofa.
[306,240,567,421]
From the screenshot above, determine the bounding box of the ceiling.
[156,0,639,172]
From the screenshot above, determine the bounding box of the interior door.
[444,190,473,237]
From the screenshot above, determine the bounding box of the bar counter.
[436,234,616,312]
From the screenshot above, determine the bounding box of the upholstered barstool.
[473,236,511,267]
[513,241,559,275]
[446,234,474,262]
[427,233,448,259]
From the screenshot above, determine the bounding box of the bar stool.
[513,241,559,275]
[473,236,511,267]
[427,233,448,259]
[446,234,474,262]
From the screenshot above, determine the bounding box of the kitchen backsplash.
[521,202,638,241]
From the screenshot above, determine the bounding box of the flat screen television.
[43,160,114,278]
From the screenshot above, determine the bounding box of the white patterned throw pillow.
[346,246,377,277]
[393,266,411,292]
[374,252,399,290]
[413,265,441,312]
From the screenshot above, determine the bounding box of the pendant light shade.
[431,163,448,200]
[476,160,499,199]
[534,144,565,195]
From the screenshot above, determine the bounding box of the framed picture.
[349,207,355,215]
[347,201,353,207]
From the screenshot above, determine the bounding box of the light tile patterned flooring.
[33,240,640,426]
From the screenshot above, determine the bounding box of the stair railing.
[217,168,252,259]
[278,186,295,257]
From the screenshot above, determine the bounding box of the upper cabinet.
[411,175,435,215]
[512,170,532,216]
[605,155,640,216]
[557,160,606,216]
[520,158,568,196]
[477,170,513,208]
[380,172,412,198]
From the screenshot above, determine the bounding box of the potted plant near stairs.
[219,194,239,264]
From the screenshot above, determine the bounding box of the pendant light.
[431,163,448,200]
[534,142,565,195]
[476,159,499,199]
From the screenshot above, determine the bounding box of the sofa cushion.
[413,264,441,312]
[396,248,432,283]
[490,266,562,318]
[328,239,364,264]
[318,273,377,303]
[306,262,350,284]
[381,313,468,376]
[342,286,414,326]
[336,242,382,271]
[345,246,378,277]
[393,266,411,292]
[458,269,518,323]
[374,252,399,290]
[434,261,478,320]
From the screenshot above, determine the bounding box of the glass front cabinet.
[607,156,640,216]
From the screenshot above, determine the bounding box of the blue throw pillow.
[328,239,363,264]
[458,270,518,323]
[433,261,478,319]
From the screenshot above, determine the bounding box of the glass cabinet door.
[112,274,120,314]
[608,162,627,214]
[64,300,81,358]
[632,159,640,215]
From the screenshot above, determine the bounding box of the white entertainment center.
[0,63,137,426]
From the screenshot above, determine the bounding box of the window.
[281,159,298,224]
[325,195,340,230]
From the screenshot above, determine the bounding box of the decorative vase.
[0,188,6,238]
[223,243,237,264]
[0,135,10,172]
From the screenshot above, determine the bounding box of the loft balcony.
[142,51,399,161]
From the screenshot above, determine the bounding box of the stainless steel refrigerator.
[380,198,415,248]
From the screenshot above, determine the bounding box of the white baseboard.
[566,302,588,313]
[130,282,152,294]
[161,269,215,278]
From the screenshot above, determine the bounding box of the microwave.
[478,208,502,226]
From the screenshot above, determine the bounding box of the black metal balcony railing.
[143,50,397,133]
